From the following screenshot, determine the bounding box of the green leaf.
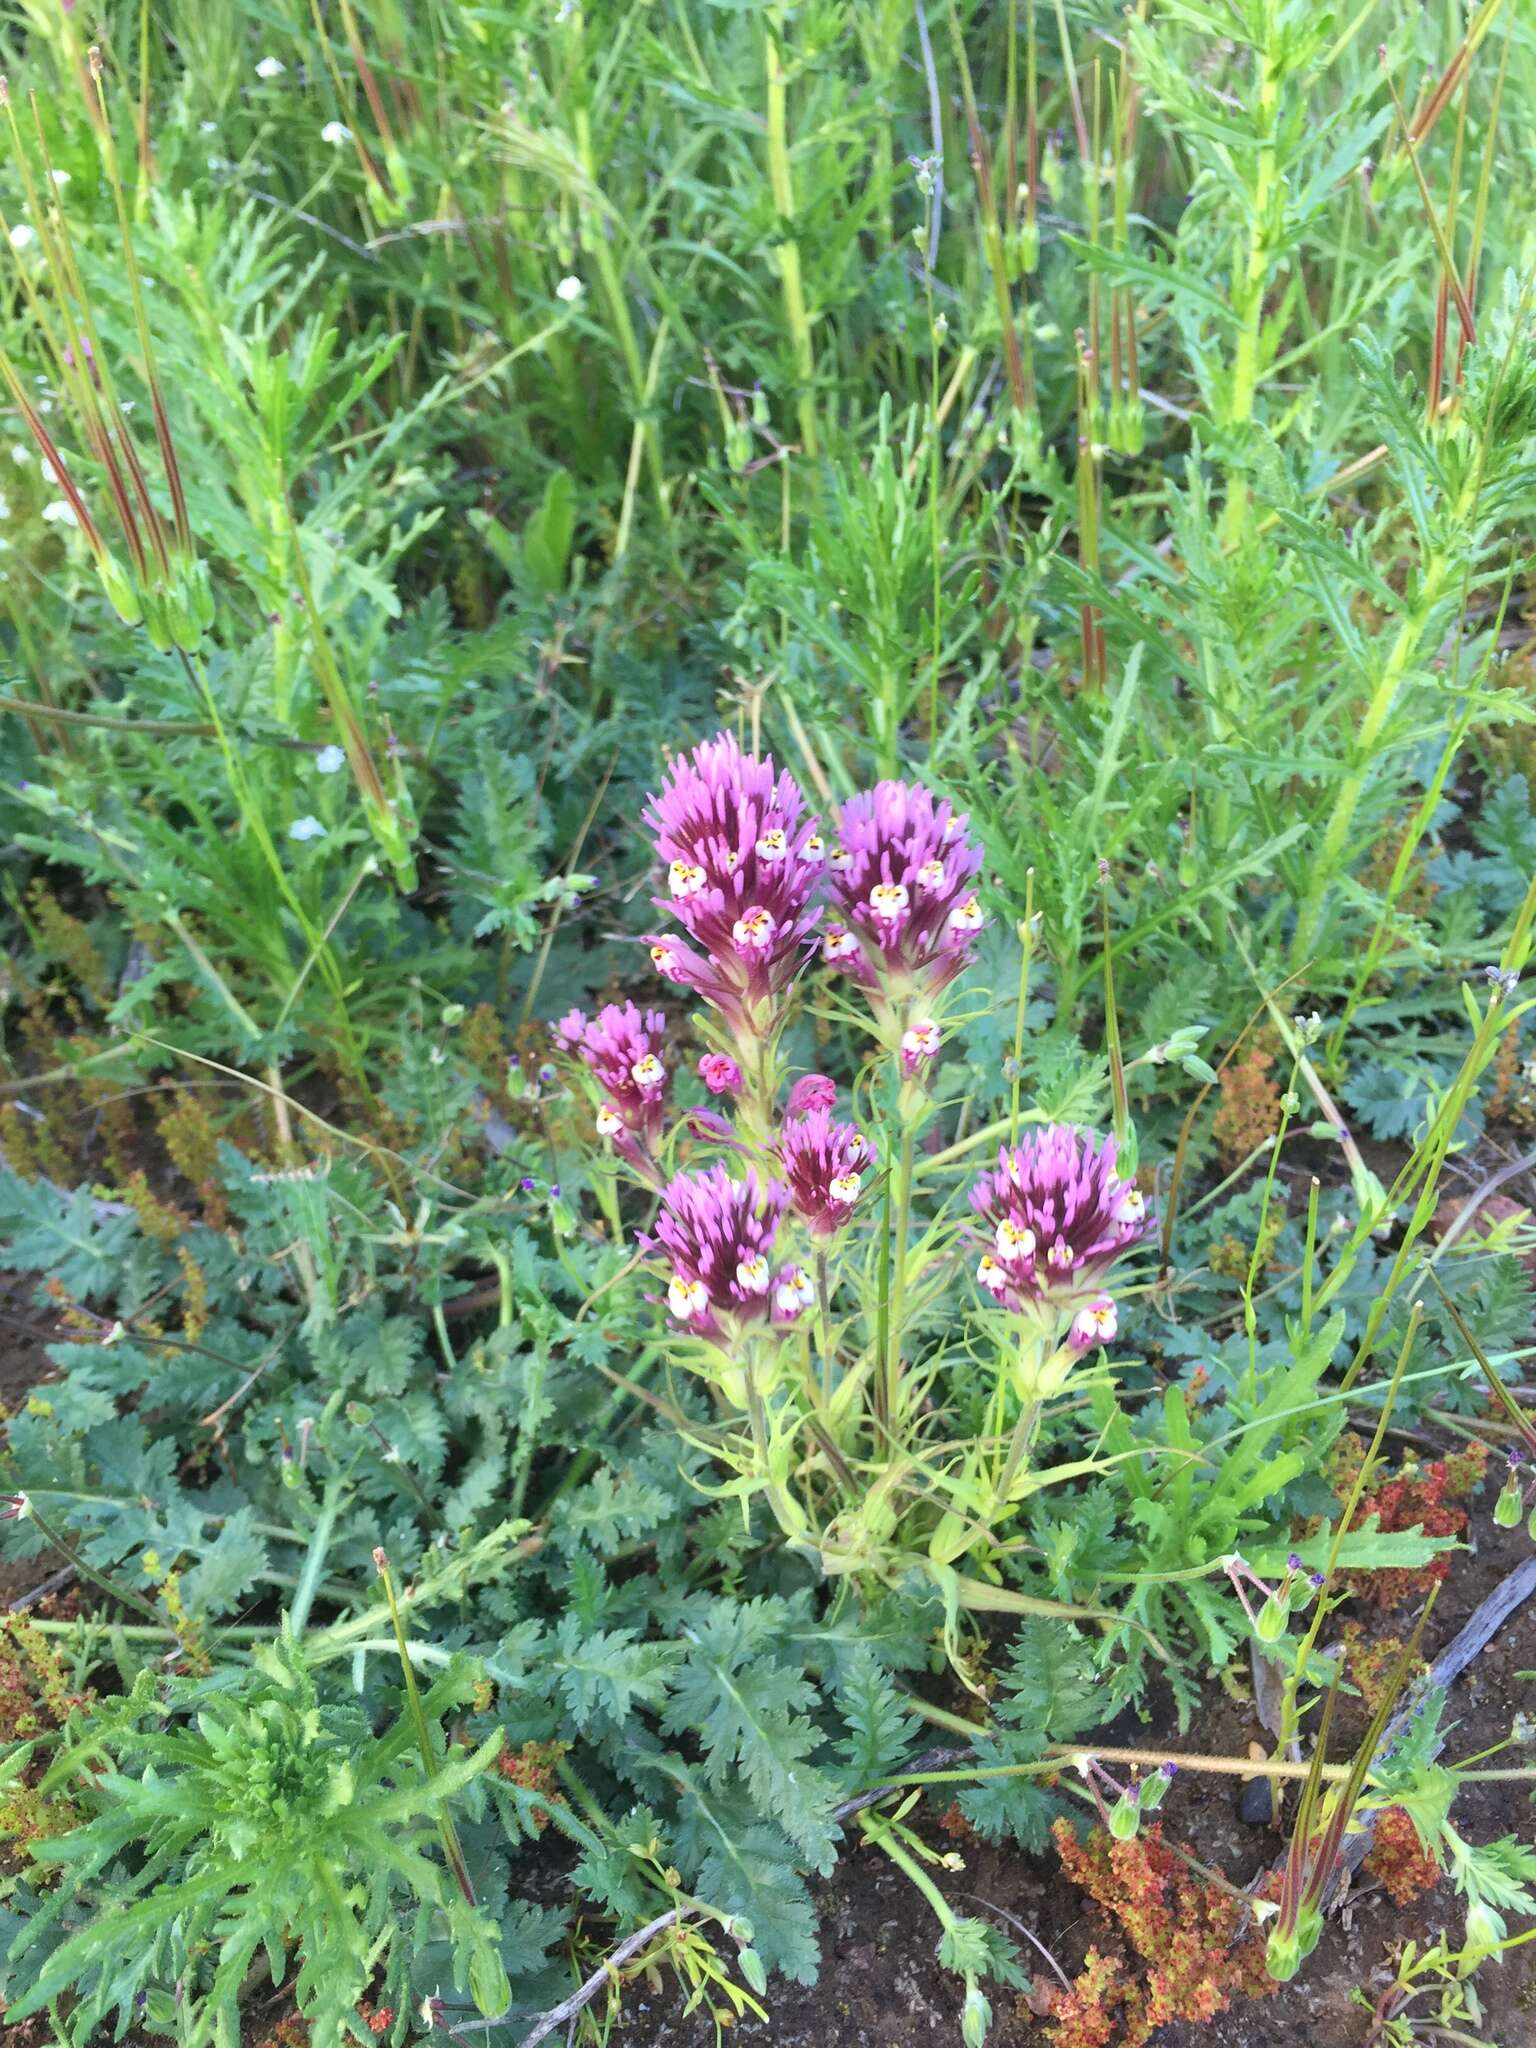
[523,468,577,595]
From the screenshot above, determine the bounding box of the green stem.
[1291,540,1458,962]
[1221,25,1280,547]
[765,8,818,460]
[884,1114,918,1425]
[287,1476,344,1637]
[374,1547,477,1905]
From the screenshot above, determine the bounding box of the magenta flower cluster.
[643,732,826,1037]
[554,1002,670,1163]
[968,1126,1147,1344]
[651,1163,804,1338]
[778,1108,874,1238]
[823,779,985,1006]
[643,733,985,1057]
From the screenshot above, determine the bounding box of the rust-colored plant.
[1210,1042,1282,1167]
[1364,1805,1442,1907]
[1045,1822,1275,2045]
[1328,1432,1485,1608]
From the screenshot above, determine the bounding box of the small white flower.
[976,1254,1009,1298]
[735,1254,770,1295]
[255,55,286,78]
[49,170,70,189]
[0,494,10,520]
[828,1172,862,1205]
[948,894,984,932]
[630,1053,665,1089]
[668,1273,708,1322]
[320,120,352,146]
[555,274,584,303]
[41,500,77,526]
[1070,1297,1119,1350]
[775,1269,814,1318]
[732,905,775,951]
[10,446,30,465]
[668,859,706,899]
[288,814,327,842]
[595,1105,624,1138]
[315,744,346,774]
[8,224,35,252]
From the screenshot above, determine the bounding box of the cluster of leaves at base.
[0,1153,1086,2016]
[0,1645,520,2048]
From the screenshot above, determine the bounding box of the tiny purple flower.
[699,1053,744,1097]
[651,1165,789,1340]
[969,1126,1147,1315]
[553,1002,671,1164]
[825,779,985,1006]
[642,732,824,1036]
[786,1073,838,1115]
[778,1109,875,1237]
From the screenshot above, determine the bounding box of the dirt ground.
[609,1520,1536,2048]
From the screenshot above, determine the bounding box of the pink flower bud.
[699,1053,744,1096]
[787,1074,837,1114]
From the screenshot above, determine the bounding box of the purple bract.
[652,1163,789,1339]
[777,1109,875,1237]
[553,1002,670,1159]
[642,731,824,1036]
[786,1073,838,1115]
[969,1126,1146,1316]
[698,1053,744,1096]
[825,779,985,1004]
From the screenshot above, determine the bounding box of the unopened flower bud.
[1137,1761,1176,1812]
[1108,1790,1141,1840]
[1254,1593,1290,1643]
[1494,1469,1524,1529]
